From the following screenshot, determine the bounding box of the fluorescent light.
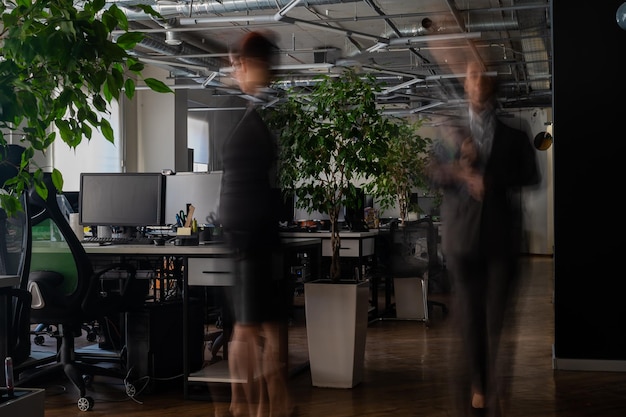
[386,32,482,48]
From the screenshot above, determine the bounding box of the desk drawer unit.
[321,237,375,258]
[187,257,235,286]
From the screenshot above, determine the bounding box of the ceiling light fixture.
[366,32,482,53]
[202,72,218,88]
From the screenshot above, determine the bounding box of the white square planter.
[304,279,369,388]
[393,276,427,320]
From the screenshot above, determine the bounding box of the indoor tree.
[264,68,399,281]
[372,119,433,224]
[0,0,172,215]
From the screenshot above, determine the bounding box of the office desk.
[279,230,378,261]
[76,238,323,398]
[183,237,322,398]
[280,230,380,317]
[1,275,20,383]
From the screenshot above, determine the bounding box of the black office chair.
[15,173,146,411]
[1,197,34,366]
[384,218,448,326]
[0,144,38,367]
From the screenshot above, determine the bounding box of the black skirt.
[226,243,291,325]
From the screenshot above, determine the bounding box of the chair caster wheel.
[125,382,137,398]
[77,396,94,411]
[33,335,45,345]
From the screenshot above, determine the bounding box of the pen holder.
[176,227,192,236]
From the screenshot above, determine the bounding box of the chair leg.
[57,324,129,410]
[57,325,88,398]
[421,276,430,326]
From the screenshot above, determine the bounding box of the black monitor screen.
[79,173,165,227]
[271,189,295,225]
[63,191,79,213]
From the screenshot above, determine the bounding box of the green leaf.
[116,32,144,49]
[133,4,163,19]
[92,0,106,12]
[101,11,117,33]
[108,4,129,32]
[51,168,64,193]
[124,78,136,100]
[127,60,144,73]
[33,177,49,202]
[144,78,173,93]
[100,119,114,143]
[93,95,108,113]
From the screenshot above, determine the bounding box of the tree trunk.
[329,212,341,281]
[398,193,408,225]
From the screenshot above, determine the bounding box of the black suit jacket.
[433,119,540,258]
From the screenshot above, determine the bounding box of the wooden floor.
[33,256,626,416]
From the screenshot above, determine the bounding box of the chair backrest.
[389,218,438,278]
[0,194,31,287]
[0,144,32,363]
[28,173,95,324]
[0,196,33,363]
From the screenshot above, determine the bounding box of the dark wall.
[553,1,626,360]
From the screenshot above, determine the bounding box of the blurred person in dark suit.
[428,59,540,417]
[218,30,293,417]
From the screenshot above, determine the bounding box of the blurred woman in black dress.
[218,31,293,417]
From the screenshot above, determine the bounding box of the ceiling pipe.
[112,0,360,21]
[378,14,519,41]
[131,32,224,78]
[106,0,549,112]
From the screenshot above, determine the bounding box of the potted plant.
[0,0,172,215]
[266,68,399,281]
[372,119,433,224]
[264,68,400,388]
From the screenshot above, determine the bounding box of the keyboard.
[81,236,155,245]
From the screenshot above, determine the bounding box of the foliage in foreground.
[0,0,172,214]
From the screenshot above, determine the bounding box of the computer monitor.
[63,191,79,213]
[415,194,438,218]
[79,172,165,227]
[343,188,369,231]
[164,172,222,226]
[271,189,295,225]
[293,195,345,222]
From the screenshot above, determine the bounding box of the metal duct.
[112,0,360,21]
[464,14,520,32]
[133,32,223,78]
[110,0,360,84]
[380,15,519,39]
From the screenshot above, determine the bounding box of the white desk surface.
[32,237,322,256]
[280,230,379,239]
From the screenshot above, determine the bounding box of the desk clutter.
[79,223,223,247]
